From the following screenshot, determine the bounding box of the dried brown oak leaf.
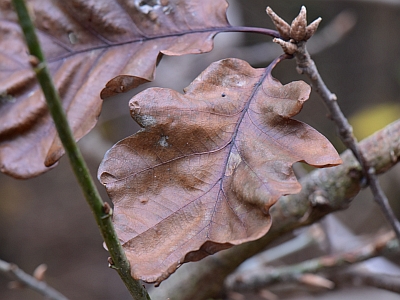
[0,0,229,178]
[98,57,342,284]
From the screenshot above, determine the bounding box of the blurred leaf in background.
[350,103,400,140]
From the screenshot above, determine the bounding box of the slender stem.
[293,41,400,240]
[221,26,280,38]
[0,259,68,300]
[238,225,325,273]
[340,269,400,293]
[11,1,150,299]
[226,231,397,292]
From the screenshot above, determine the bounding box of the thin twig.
[339,268,400,294]
[293,41,400,240]
[238,225,325,273]
[11,1,150,299]
[0,259,68,300]
[226,231,397,292]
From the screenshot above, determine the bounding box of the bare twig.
[339,268,400,294]
[266,6,400,240]
[0,259,68,300]
[238,225,325,273]
[293,40,400,240]
[226,231,397,292]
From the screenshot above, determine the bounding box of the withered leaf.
[98,58,342,284]
[0,0,229,178]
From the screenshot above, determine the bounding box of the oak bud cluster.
[267,6,321,54]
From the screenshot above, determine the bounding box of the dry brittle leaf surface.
[98,58,342,284]
[0,0,229,178]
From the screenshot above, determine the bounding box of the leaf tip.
[101,76,150,99]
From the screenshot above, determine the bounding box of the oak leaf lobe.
[98,57,342,284]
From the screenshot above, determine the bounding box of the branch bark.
[150,119,400,300]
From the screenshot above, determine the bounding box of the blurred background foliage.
[350,103,400,139]
[1,0,400,299]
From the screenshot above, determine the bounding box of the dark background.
[1,0,400,299]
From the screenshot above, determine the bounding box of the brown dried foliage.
[98,57,342,284]
[4,0,342,288]
[0,0,229,178]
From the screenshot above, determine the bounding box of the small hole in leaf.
[139,0,158,6]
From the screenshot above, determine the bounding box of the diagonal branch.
[293,41,400,240]
[0,259,68,300]
[268,4,400,241]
